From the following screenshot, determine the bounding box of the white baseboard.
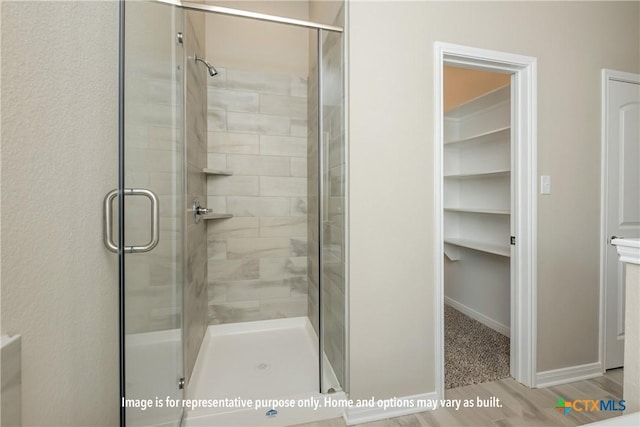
[535,362,602,388]
[343,392,438,425]
[445,297,510,337]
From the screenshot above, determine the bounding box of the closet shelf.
[202,213,233,220]
[203,168,233,176]
[444,126,510,146]
[444,170,510,179]
[445,85,510,119]
[444,238,510,258]
[444,208,510,215]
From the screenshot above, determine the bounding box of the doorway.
[434,42,538,397]
[600,69,640,371]
[442,66,512,389]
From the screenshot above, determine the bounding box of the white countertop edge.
[612,238,640,265]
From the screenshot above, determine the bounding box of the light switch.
[540,175,551,195]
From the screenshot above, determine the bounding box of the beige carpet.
[445,304,510,389]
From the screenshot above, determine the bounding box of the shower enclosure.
[103,0,346,425]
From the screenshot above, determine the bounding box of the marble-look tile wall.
[307,13,346,389]
[206,67,309,324]
[184,10,209,384]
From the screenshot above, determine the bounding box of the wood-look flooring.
[293,369,625,427]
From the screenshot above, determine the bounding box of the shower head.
[195,55,218,77]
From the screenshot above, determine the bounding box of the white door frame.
[599,68,640,371]
[434,42,538,398]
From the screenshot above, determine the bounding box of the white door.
[603,70,640,369]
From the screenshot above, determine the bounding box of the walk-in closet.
[443,66,512,389]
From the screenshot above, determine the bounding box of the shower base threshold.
[182,317,346,426]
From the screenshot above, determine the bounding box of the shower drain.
[255,362,270,372]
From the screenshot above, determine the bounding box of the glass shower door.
[121,1,184,425]
[320,28,346,394]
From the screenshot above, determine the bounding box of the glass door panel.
[320,28,346,394]
[123,1,184,425]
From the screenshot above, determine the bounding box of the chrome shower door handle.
[103,189,119,253]
[103,188,160,253]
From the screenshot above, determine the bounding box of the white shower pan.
[183,317,346,426]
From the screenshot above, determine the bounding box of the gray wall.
[0,1,119,424]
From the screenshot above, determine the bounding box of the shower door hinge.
[510,236,516,245]
[178,377,185,390]
[177,32,183,44]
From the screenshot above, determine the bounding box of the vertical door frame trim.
[599,68,640,371]
[433,42,538,398]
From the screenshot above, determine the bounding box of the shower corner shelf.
[202,213,233,220]
[203,168,233,176]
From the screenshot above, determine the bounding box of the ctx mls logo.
[555,398,626,415]
[555,398,573,415]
